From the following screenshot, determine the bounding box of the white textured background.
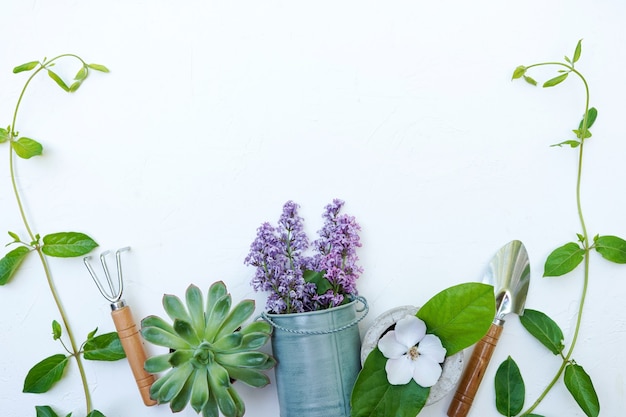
[1,1,625,416]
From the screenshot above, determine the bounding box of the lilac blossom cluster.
[244,199,363,314]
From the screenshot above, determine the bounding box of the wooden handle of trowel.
[447,322,503,417]
[111,305,157,406]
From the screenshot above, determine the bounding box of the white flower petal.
[418,334,447,364]
[378,331,407,359]
[412,356,443,388]
[394,316,426,348]
[385,355,414,385]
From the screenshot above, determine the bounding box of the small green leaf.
[512,65,526,80]
[417,282,495,356]
[594,235,626,263]
[173,319,201,345]
[8,231,21,242]
[185,284,205,338]
[88,63,110,73]
[157,361,194,403]
[551,140,581,148]
[0,127,9,143]
[13,61,39,73]
[579,107,598,130]
[83,332,126,361]
[23,354,69,393]
[543,72,569,88]
[205,294,232,342]
[144,353,174,373]
[69,81,82,92]
[47,70,69,92]
[543,242,585,277]
[523,75,538,86]
[564,363,599,417]
[495,356,525,417]
[12,137,43,159]
[41,232,98,257]
[351,348,430,417]
[222,365,271,388]
[215,299,256,340]
[87,327,98,340]
[573,39,583,63]
[141,325,191,350]
[163,293,192,323]
[214,351,271,368]
[35,405,60,417]
[519,309,564,354]
[52,320,62,340]
[75,66,88,81]
[86,410,106,417]
[564,55,572,64]
[0,245,31,285]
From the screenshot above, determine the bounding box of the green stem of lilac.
[521,63,591,416]
[8,56,93,413]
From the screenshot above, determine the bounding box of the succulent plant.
[141,281,275,417]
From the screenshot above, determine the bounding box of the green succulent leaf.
[416,282,495,356]
[191,367,210,413]
[207,363,237,417]
[163,294,192,323]
[351,347,429,417]
[170,368,195,413]
[543,72,569,88]
[0,245,31,285]
[238,332,271,351]
[543,242,585,277]
[212,333,243,351]
[227,386,246,417]
[145,353,174,373]
[494,356,525,416]
[216,299,256,340]
[52,320,62,340]
[47,70,70,92]
[223,366,271,388]
[186,284,206,338]
[207,281,228,310]
[88,63,110,73]
[23,354,69,393]
[157,362,194,403]
[215,351,272,368]
[564,363,599,417]
[41,232,98,257]
[83,332,126,361]
[141,325,191,350]
[573,39,583,63]
[174,319,201,346]
[0,127,9,143]
[519,309,564,355]
[205,294,232,342]
[141,315,176,334]
[202,391,219,417]
[169,349,194,367]
[13,61,40,73]
[12,137,43,159]
[239,320,271,335]
[594,235,626,263]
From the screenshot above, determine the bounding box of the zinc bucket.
[263,297,368,417]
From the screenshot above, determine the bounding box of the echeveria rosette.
[351,283,496,417]
[141,281,275,417]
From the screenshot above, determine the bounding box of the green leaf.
[0,127,9,143]
[543,72,569,88]
[35,405,60,417]
[41,232,98,257]
[495,356,525,417]
[551,140,581,148]
[47,70,69,92]
[215,299,256,340]
[87,63,110,73]
[0,245,30,285]
[141,315,176,334]
[69,81,82,92]
[83,332,126,361]
[572,129,592,140]
[141,325,191,350]
[351,348,429,417]
[564,363,599,417]
[206,281,228,313]
[190,367,210,413]
[163,293,192,323]
[12,137,43,159]
[594,235,626,263]
[144,353,174,373]
[170,368,195,412]
[512,65,526,80]
[543,242,585,277]
[174,319,201,345]
[86,411,106,417]
[9,231,21,242]
[573,39,583,63]
[205,294,232,342]
[416,282,496,356]
[75,66,88,81]
[13,61,39,73]
[185,284,205,338]
[519,309,564,354]
[157,362,194,403]
[23,354,69,393]
[303,269,333,295]
[579,107,598,130]
[214,351,271,368]
[222,365,271,388]
[523,75,538,86]
[87,327,98,340]
[52,320,62,340]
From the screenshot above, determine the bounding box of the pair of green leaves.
[35,405,106,417]
[351,282,496,417]
[0,231,98,285]
[23,325,125,394]
[13,59,110,93]
[0,126,43,159]
[512,39,582,88]
[494,309,599,417]
[544,235,626,277]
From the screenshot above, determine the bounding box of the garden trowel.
[447,240,530,417]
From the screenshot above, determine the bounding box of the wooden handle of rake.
[111,305,157,406]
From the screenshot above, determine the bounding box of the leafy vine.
[0,55,125,417]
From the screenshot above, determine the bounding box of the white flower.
[377,315,446,387]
